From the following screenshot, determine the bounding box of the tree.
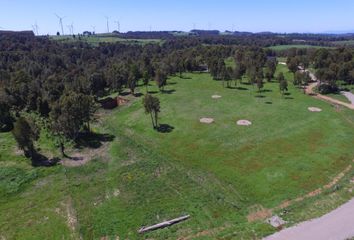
[143,94,160,130]
[143,70,151,93]
[233,65,242,87]
[127,72,137,95]
[287,58,299,75]
[12,117,39,160]
[279,78,288,97]
[155,70,167,92]
[294,71,304,88]
[277,72,285,83]
[265,58,277,81]
[255,68,264,92]
[225,67,233,88]
[256,76,264,93]
[50,91,94,156]
[0,93,13,132]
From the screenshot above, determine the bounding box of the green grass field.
[51,35,162,46]
[268,45,332,51]
[1,64,354,239]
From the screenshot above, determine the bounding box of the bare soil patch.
[199,117,214,124]
[61,142,110,167]
[237,120,252,126]
[211,95,222,99]
[308,107,322,112]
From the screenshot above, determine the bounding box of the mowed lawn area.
[1,64,354,239]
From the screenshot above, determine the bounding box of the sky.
[0,0,354,35]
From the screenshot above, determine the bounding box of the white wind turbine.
[55,14,65,35]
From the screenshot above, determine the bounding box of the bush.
[318,84,338,94]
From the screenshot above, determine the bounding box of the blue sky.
[0,0,354,35]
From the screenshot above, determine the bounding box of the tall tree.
[155,69,167,92]
[279,78,288,97]
[50,91,94,156]
[143,94,160,130]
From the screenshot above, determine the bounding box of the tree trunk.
[154,111,158,130]
[60,141,65,157]
[149,112,155,129]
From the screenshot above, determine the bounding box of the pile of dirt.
[199,118,214,124]
[308,107,322,112]
[237,120,252,126]
[211,95,222,99]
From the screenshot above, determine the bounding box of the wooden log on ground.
[138,215,190,234]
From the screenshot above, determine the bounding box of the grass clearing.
[50,35,162,46]
[1,64,354,239]
[268,45,332,51]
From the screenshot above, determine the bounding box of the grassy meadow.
[50,35,162,46]
[1,63,354,239]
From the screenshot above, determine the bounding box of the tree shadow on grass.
[235,87,248,91]
[265,101,273,104]
[147,91,159,94]
[157,124,174,133]
[161,89,176,94]
[263,89,273,93]
[75,132,115,149]
[134,92,144,97]
[255,95,266,98]
[31,152,60,167]
[285,96,294,100]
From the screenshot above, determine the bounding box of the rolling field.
[51,35,162,46]
[267,45,332,51]
[1,64,354,239]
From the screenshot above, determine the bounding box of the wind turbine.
[32,24,39,35]
[105,16,110,33]
[91,25,96,34]
[69,22,74,34]
[66,24,73,35]
[55,14,65,35]
[114,20,120,32]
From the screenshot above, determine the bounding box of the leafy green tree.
[294,71,304,87]
[143,94,160,129]
[233,65,242,87]
[143,70,151,93]
[287,58,299,75]
[50,91,94,156]
[279,78,288,97]
[155,70,167,92]
[127,72,137,95]
[277,72,285,83]
[256,76,264,93]
[265,58,277,81]
[0,93,13,132]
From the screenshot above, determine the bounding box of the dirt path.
[341,91,354,104]
[263,198,354,240]
[304,71,354,110]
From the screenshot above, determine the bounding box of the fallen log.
[138,215,190,234]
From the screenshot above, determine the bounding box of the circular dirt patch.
[237,120,252,126]
[200,118,214,124]
[308,107,322,112]
[212,95,222,99]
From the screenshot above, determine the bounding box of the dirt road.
[304,70,354,110]
[263,198,354,240]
